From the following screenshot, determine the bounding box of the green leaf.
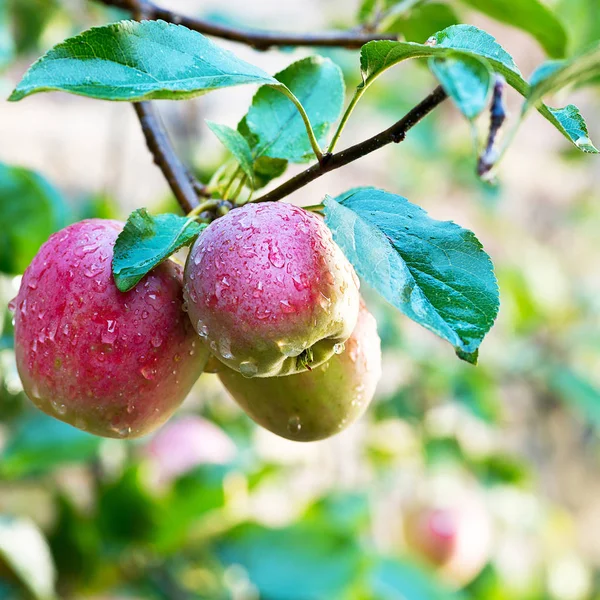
[216,522,364,599]
[369,556,458,599]
[237,117,288,189]
[460,0,567,58]
[9,20,278,102]
[544,105,598,153]
[242,56,345,163]
[556,0,600,53]
[428,54,493,120]
[206,120,255,186]
[9,0,60,55]
[358,24,596,152]
[0,414,102,478]
[324,188,499,363]
[359,25,520,87]
[547,366,600,427]
[0,1,14,71]
[527,42,600,107]
[0,516,57,600]
[511,44,600,154]
[384,2,460,42]
[112,208,204,292]
[357,0,380,23]
[252,155,288,189]
[0,162,67,275]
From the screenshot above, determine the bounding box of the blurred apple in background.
[402,474,493,587]
[142,415,237,487]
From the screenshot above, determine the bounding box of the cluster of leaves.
[9,16,598,363]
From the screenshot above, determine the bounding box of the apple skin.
[216,300,381,441]
[183,202,360,378]
[12,219,208,438]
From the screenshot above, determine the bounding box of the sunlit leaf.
[324,188,499,363]
[460,0,567,58]
[112,209,205,292]
[9,20,278,102]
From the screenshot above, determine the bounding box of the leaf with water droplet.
[360,24,596,153]
[113,208,206,292]
[9,20,278,102]
[324,188,499,364]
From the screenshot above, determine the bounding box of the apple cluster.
[10,202,382,441]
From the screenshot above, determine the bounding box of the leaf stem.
[277,86,324,162]
[187,199,221,218]
[328,87,367,153]
[253,85,448,203]
[303,203,325,214]
[222,165,243,200]
[231,175,248,203]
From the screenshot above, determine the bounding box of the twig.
[133,102,201,213]
[478,75,507,177]
[253,86,448,203]
[95,0,398,50]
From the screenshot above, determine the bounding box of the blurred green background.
[1,0,600,598]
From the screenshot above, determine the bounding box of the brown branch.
[95,0,398,50]
[478,74,507,177]
[133,102,201,213]
[253,85,448,203]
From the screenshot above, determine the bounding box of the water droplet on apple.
[279,299,295,314]
[287,415,302,434]
[141,365,157,380]
[239,361,258,377]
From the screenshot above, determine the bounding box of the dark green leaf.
[460,0,567,58]
[112,209,205,292]
[97,466,161,544]
[358,25,596,152]
[216,522,364,600]
[0,162,67,275]
[242,56,345,163]
[324,188,499,363]
[9,0,60,54]
[9,20,277,102]
[0,516,56,600]
[428,53,493,120]
[155,465,229,552]
[369,556,458,600]
[206,120,255,185]
[385,2,460,42]
[0,414,102,478]
[252,156,288,189]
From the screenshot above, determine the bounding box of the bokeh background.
[1,0,600,598]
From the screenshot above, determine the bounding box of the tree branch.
[96,0,398,50]
[478,74,507,177]
[133,102,201,213]
[253,85,448,203]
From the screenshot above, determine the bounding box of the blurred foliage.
[1,0,600,599]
